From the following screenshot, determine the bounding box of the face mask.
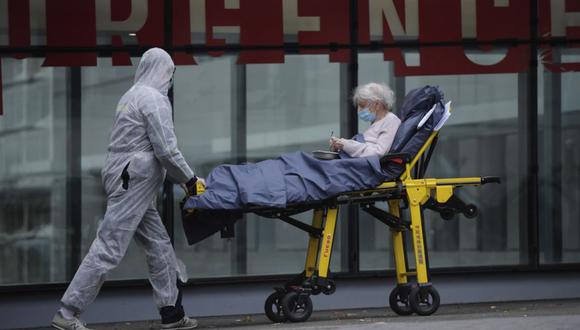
[358,107,376,122]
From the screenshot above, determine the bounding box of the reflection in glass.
[173,55,343,277]
[173,56,236,278]
[538,47,580,264]
[0,58,67,284]
[245,55,343,275]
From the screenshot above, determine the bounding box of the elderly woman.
[330,82,401,157]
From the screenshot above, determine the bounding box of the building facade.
[0,0,579,316]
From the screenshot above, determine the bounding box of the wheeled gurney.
[181,87,500,323]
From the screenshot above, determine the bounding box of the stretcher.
[182,98,500,323]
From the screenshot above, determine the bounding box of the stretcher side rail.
[212,175,499,241]
[235,175,500,217]
[212,176,500,224]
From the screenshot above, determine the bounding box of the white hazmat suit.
[61,48,193,315]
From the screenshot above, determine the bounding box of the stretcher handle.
[380,152,411,168]
[481,176,501,184]
[339,191,399,205]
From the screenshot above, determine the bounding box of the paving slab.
[21,299,580,330]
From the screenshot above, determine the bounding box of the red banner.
[539,0,580,72]
[43,0,97,66]
[0,0,578,71]
[6,0,580,116]
[7,0,31,59]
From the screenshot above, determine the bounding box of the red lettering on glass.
[292,0,350,63]
[8,0,32,59]
[3,1,578,75]
[237,0,284,64]
[44,1,97,66]
[539,0,580,72]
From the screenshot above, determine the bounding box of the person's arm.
[141,92,194,184]
[340,117,401,157]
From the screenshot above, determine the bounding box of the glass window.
[538,46,580,264]
[173,55,344,278]
[358,52,527,270]
[245,55,343,275]
[0,58,68,284]
[246,55,341,158]
[2,7,577,290]
[173,56,236,278]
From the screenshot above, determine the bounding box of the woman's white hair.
[352,82,395,110]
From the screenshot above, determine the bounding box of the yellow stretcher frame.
[190,118,499,323]
[258,126,499,322]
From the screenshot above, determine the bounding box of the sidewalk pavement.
[24,299,580,330]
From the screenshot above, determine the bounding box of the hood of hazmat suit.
[134,47,174,96]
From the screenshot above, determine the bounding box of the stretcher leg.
[317,207,338,279]
[406,186,430,284]
[409,205,429,284]
[265,208,337,324]
[304,209,324,277]
[406,183,440,316]
[387,200,416,316]
[389,200,409,285]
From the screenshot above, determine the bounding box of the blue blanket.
[183,151,385,210]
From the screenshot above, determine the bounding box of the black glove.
[184,176,198,196]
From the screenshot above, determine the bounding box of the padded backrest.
[382,85,445,179]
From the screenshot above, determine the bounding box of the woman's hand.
[329,137,345,151]
[329,138,337,151]
[333,138,345,150]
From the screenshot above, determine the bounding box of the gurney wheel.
[280,291,313,322]
[409,285,440,316]
[264,291,287,323]
[389,285,414,316]
[463,204,479,219]
[322,281,336,295]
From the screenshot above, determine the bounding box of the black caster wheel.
[280,291,313,322]
[463,204,479,219]
[389,284,414,316]
[322,281,336,295]
[264,291,287,323]
[409,285,440,316]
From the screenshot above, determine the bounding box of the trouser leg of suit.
[134,202,183,319]
[60,173,179,314]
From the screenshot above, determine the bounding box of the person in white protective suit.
[51,48,200,330]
